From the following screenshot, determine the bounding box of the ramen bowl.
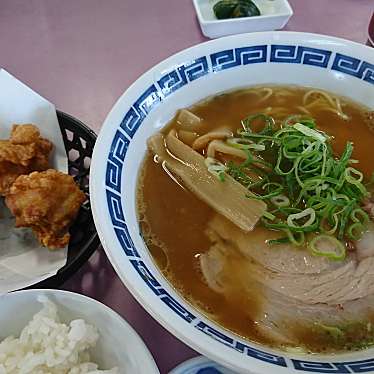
[91,32,374,373]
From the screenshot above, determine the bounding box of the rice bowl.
[0,289,159,374]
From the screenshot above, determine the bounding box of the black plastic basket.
[30,111,100,289]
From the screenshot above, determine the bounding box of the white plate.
[90,32,374,373]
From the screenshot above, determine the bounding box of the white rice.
[0,297,119,373]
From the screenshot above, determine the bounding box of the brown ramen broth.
[137,86,374,352]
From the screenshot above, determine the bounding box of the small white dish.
[0,289,160,374]
[193,0,293,38]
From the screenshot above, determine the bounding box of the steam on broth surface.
[137,86,374,352]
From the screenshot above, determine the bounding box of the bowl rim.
[90,31,374,374]
[0,288,160,374]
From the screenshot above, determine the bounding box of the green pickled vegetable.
[213,0,237,19]
[213,0,261,20]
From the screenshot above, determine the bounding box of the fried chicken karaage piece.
[5,170,86,249]
[0,124,53,195]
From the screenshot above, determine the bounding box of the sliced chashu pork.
[147,131,266,232]
[356,222,374,260]
[206,214,338,275]
[200,240,374,345]
[206,214,374,305]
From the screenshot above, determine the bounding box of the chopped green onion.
[293,122,327,143]
[251,182,283,200]
[344,167,367,196]
[219,112,372,253]
[284,115,316,128]
[270,194,290,207]
[262,210,276,220]
[308,235,346,261]
[285,229,305,246]
[351,208,369,225]
[347,222,365,241]
[287,208,316,229]
[238,130,277,141]
[320,215,339,235]
[333,142,353,180]
[205,157,226,181]
[241,113,275,135]
[345,167,363,183]
[267,237,290,245]
[226,137,266,151]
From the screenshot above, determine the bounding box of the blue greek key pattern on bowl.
[105,43,374,371]
[158,57,209,97]
[120,84,162,138]
[332,54,374,85]
[195,321,287,367]
[114,227,138,257]
[211,45,267,71]
[106,130,129,192]
[116,46,373,139]
[270,45,332,68]
[292,359,374,373]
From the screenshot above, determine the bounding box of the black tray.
[29,111,100,289]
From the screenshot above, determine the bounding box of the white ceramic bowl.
[0,289,159,373]
[90,32,374,374]
[193,0,293,39]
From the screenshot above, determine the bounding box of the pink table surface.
[0,1,373,373]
